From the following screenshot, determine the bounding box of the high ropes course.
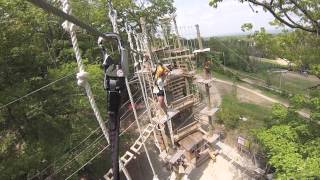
[25,0,230,180]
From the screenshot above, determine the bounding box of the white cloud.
[174,0,277,36]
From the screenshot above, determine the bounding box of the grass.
[216,94,272,144]
[215,64,319,96]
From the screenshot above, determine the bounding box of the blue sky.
[174,0,278,37]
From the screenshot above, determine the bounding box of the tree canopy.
[0,0,175,179]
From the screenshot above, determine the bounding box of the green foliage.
[0,0,174,179]
[271,104,288,122]
[217,106,239,129]
[256,122,320,178]
[241,23,253,32]
[217,95,271,130]
[255,95,320,178]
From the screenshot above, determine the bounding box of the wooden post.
[195,24,203,50]
[172,15,182,49]
[205,83,211,109]
[160,23,169,47]
[167,119,175,148]
[159,124,170,152]
[140,17,154,67]
[153,130,162,152]
[185,77,190,95]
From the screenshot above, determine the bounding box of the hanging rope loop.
[59,0,110,144]
[76,71,89,87]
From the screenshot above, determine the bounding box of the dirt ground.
[189,156,254,180]
[285,72,320,84]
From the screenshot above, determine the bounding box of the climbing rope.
[60,0,110,144]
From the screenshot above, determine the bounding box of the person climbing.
[204,59,212,79]
[153,62,170,116]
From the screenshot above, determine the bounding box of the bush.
[217,107,239,129]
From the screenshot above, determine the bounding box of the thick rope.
[60,0,110,144]
[108,0,119,34]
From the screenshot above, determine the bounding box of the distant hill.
[203,28,289,40]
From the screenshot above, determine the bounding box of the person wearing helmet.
[153,62,170,115]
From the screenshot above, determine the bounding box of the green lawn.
[217,94,272,140]
[219,66,320,95]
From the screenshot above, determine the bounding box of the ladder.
[104,123,155,180]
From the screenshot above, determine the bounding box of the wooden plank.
[168,77,185,84]
[171,95,193,105]
[168,84,186,92]
[168,82,186,89]
[172,92,184,97]
[160,54,194,61]
[120,151,135,166]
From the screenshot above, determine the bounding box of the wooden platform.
[193,48,210,54]
[160,54,195,61]
[152,110,179,124]
[170,94,194,111]
[196,77,214,84]
[200,107,219,117]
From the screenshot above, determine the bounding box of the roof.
[193,48,210,54]
[178,131,204,151]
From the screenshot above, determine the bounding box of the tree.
[241,23,253,32]
[0,0,176,178]
[256,124,320,178]
[209,0,320,34]
[0,0,107,179]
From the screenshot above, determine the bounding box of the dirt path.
[189,156,254,180]
[214,78,311,119]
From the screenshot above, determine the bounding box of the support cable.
[26,0,142,56]
[65,118,138,180]
[0,73,74,110]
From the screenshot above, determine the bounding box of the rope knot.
[76,71,89,87]
[62,21,74,32]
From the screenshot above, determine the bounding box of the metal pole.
[140,17,154,67]
[172,15,182,49]
[223,52,225,72]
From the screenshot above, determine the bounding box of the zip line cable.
[29,94,143,180]
[26,0,142,56]
[64,110,147,180]
[47,109,147,179]
[0,73,75,110]
[65,117,138,180]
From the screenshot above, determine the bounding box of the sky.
[174,0,278,37]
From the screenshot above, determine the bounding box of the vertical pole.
[159,124,170,152]
[223,52,225,72]
[160,23,169,47]
[205,83,211,109]
[195,24,203,50]
[167,119,175,148]
[140,17,154,67]
[172,15,182,49]
[280,72,282,89]
[185,77,190,95]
